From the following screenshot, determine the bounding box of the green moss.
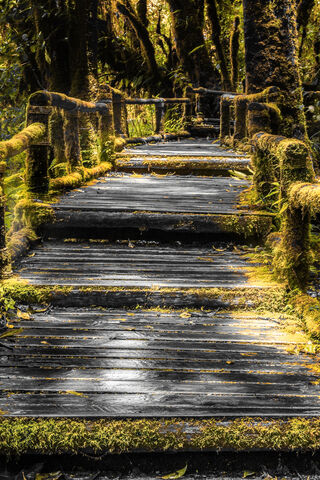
[49,161,113,192]
[1,279,72,304]
[6,227,37,260]
[11,199,54,232]
[0,418,320,455]
[0,123,46,162]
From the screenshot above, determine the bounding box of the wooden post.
[220,97,231,142]
[112,91,124,136]
[247,102,272,138]
[98,104,113,162]
[233,97,248,142]
[26,105,51,195]
[0,162,10,277]
[63,110,82,170]
[155,101,165,134]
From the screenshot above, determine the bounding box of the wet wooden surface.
[16,242,260,288]
[123,140,249,158]
[53,174,249,215]
[7,139,315,418]
[1,308,320,417]
[117,140,251,173]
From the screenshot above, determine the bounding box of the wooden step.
[16,242,264,288]
[0,308,319,417]
[45,174,272,239]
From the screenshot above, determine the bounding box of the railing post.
[26,105,51,195]
[233,97,248,143]
[63,111,82,170]
[276,142,314,289]
[155,100,165,134]
[220,97,231,143]
[112,91,124,136]
[247,102,272,138]
[0,162,10,277]
[98,104,113,162]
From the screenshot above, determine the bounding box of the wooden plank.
[51,174,249,215]
[1,393,320,417]
[16,242,266,288]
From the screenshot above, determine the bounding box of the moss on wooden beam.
[288,182,320,214]
[0,418,320,455]
[49,161,113,192]
[0,123,46,162]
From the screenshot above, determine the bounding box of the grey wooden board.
[0,308,320,416]
[124,140,248,158]
[115,157,251,174]
[16,242,263,288]
[52,174,250,215]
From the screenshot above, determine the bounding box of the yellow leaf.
[180,312,191,318]
[243,472,255,478]
[41,341,49,344]
[162,464,187,480]
[0,409,8,415]
[17,310,31,320]
[64,391,88,397]
[0,328,24,339]
[36,472,62,480]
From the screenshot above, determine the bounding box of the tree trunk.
[243,0,306,139]
[166,0,220,87]
[206,0,231,90]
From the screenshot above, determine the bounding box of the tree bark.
[243,0,306,139]
[166,0,220,87]
[206,0,231,90]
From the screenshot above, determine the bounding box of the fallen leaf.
[64,391,88,397]
[161,464,187,480]
[243,472,255,478]
[17,310,31,320]
[180,312,191,319]
[0,328,24,339]
[36,472,63,480]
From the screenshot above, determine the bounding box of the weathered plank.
[0,308,319,416]
[16,242,265,288]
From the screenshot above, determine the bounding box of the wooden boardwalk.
[5,139,320,417]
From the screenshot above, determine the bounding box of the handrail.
[0,123,46,162]
[29,91,112,113]
[220,87,281,146]
[0,84,231,278]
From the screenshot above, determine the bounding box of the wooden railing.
[220,85,320,289]
[0,85,238,277]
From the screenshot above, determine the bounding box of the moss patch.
[50,161,112,192]
[0,123,46,162]
[0,418,320,455]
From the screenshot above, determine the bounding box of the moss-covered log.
[1,417,320,455]
[29,91,111,114]
[243,0,306,139]
[0,123,46,162]
[253,133,315,288]
[288,182,320,214]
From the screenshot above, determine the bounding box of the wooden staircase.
[2,138,320,419]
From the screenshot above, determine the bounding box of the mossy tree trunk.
[68,0,97,166]
[243,0,306,139]
[206,0,231,91]
[166,0,220,88]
